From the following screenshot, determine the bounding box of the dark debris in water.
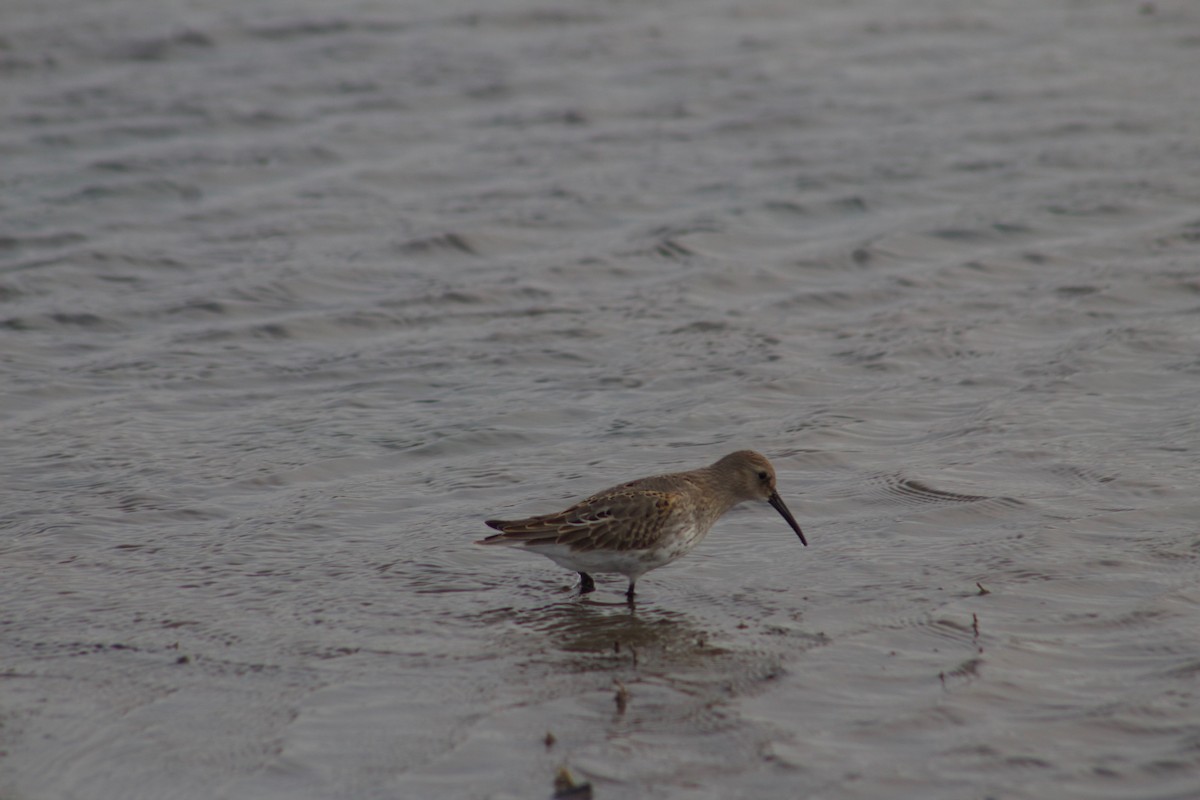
[613,678,629,715]
[552,767,593,800]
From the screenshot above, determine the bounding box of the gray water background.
[3,0,1200,797]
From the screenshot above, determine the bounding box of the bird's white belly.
[520,525,705,580]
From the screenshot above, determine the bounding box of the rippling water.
[4,0,1200,797]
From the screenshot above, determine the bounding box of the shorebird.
[478,450,807,601]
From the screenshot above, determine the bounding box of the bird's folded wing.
[482,490,679,551]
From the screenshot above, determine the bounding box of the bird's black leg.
[625,581,636,603]
[578,572,596,594]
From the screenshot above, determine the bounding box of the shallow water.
[3,0,1200,797]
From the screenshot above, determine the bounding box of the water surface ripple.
[3,0,1200,798]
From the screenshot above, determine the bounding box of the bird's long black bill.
[768,492,808,546]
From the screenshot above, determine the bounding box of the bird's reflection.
[483,592,725,669]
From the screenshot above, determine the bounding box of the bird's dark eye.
[757,471,769,481]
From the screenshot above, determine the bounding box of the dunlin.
[478,450,807,601]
